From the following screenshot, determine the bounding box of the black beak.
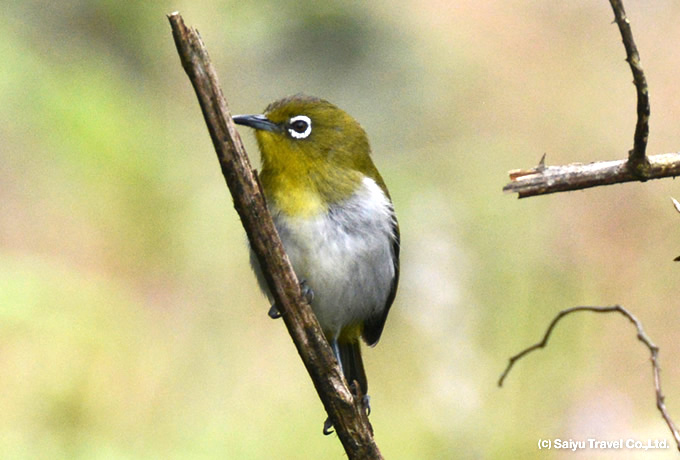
[232,114,279,132]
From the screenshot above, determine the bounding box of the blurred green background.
[2,0,680,458]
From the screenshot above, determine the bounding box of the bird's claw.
[323,417,334,435]
[300,279,314,304]
[267,280,313,319]
[267,304,281,319]
[362,394,371,416]
[321,394,371,435]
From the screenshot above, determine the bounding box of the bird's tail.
[337,340,368,395]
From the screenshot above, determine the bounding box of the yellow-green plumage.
[233,94,400,433]
[256,95,390,216]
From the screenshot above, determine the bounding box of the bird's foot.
[349,380,371,416]
[322,417,334,435]
[267,304,281,319]
[300,279,314,304]
[267,280,314,319]
[362,394,371,416]
[321,394,371,435]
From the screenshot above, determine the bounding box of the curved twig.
[499,305,680,452]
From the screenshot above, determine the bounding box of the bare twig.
[672,197,680,215]
[499,305,680,451]
[672,197,680,261]
[609,0,650,174]
[504,0,662,197]
[167,12,382,459]
[503,152,680,198]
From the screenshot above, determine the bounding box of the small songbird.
[233,94,399,433]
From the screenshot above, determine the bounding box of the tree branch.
[500,0,679,450]
[499,305,680,452]
[167,12,382,459]
[504,0,661,197]
[503,152,680,198]
[609,0,650,174]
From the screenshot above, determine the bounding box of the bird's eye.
[287,115,312,139]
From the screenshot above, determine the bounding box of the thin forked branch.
[499,305,680,452]
[504,0,666,198]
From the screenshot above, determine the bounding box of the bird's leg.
[322,338,344,435]
[267,279,314,319]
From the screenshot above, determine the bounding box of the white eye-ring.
[287,115,312,139]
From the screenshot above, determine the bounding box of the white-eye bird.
[233,94,400,433]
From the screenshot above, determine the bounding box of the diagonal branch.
[499,305,680,452]
[167,12,382,459]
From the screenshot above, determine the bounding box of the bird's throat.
[260,167,363,218]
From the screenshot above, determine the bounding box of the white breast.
[253,177,397,340]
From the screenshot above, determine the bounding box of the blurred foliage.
[2,0,680,458]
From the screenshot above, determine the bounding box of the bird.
[233,94,399,434]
